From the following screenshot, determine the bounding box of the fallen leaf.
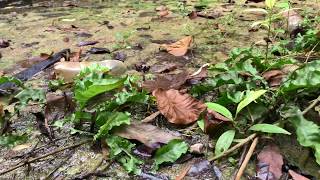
[153,89,206,125]
[45,92,75,122]
[114,122,180,149]
[21,53,52,68]
[77,40,99,47]
[75,31,92,38]
[204,109,230,134]
[113,52,127,61]
[142,71,189,92]
[87,47,110,54]
[262,70,284,87]
[257,144,283,180]
[158,10,169,18]
[288,170,310,180]
[160,36,192,56]
[150,62,177,73]
[0,39,10,48]
[188,11,198,19]
[70,48,82,62]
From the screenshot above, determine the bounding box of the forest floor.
[0,0,319,179]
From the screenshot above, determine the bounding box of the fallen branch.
[208,133,257,162]
[0,139,91,176]
[235,137,259,180]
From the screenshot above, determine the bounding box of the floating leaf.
[160,36,192,56]
[249,124,291,135]
[215,130,235,156]
[154,139,188,169]
[153,89,206,125]
[236,90,267,115]
[206,102,233,121]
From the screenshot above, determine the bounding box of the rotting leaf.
[143,71,189,92]
[154,139,188,170]
[257,144,283,180]
[153,89,206,125]
[160,36,192,56]
[114,122,180,149]
[204,109,231,134]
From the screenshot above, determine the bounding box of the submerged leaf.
[160,36,192,56]
[154,139,188,169]
[249,124,291,135]
[153,89,206,125]
[215,130,235,156]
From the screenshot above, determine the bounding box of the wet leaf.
[288,170,310,180]
[206,103,233,121]
[143,71,189,92]
[106,135,142,175]
[257,144,283,179]
[160,36,192,56]
[114,122,180,149]
[215,130,235,156]
[153,89,206,125]
[154,139,188,169]
[249,124,291,135]
[95,112,130,139]
[236,90,267,115]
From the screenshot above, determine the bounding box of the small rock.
[190,143,205,154]
[113,52,127,61]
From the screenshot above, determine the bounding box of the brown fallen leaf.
[257,144,283,180]
[158,10,169,18]
[262,70,284,87]
[21,53,52,68]
[160,36,192,56]
[114,122,179,149]
[70,48,82,62]
[45,92,75,122]
[204,109,230,134]
[142,71,189,92]
[150,62,177,73]
[153,89,206,125]
[288,170,310,180]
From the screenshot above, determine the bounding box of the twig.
[208,133,257,162]
[304,41,320,63]
[0,139,91,176]
[141,111,161,123]
[235,137,259,180]
[302,96,320,115]
[231,144,249,180]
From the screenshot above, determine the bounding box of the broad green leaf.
[265,0,276,9]
[206,102,233,121]
[94,112,130,139]
[197,119,205,131]
[0,76,23,88]
[287,108,320,165]
[281,60,320,93]
[249,124,291,135]
[236,90,267,115]
[106,135,142,174]
[215,130,236,156]
[0,134,28,147]
[154,139,188,169]
[15,88,45,106]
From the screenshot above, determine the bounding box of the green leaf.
[265,0,276,9]
[0,134,28,147]
[0,76,23,88]
[15,88,45,106]
[197,119,205,131]
[106,135,142,174]
[215,130,235,156]
[286,108,320,165]
[154,139,188,170]
[249,124,291,135]
[206,102,233,121]
[236,90,267,115]
[281,60,320,93]
[94,112,130,139]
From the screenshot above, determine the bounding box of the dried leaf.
[153,89,206,125]
[0,39,10,48]
[160,36,192,56]
[257,144,283,180]
[70,48,82,62]
[142,71,189,92]
[77,40,99,47]
[158,10,169,18]
[45,92,75,122]
[150,63,177,73]
[262,70,284,87]
[288,170,310,180]
[204,109,230,134]
[114,122,179,149]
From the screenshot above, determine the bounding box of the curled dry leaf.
[45,92,75,122]
[153,89,206,125]
[204,109,230,134]
[262,70,284,87]
[114,122,179,149]
[257,144,283,180]
[142,71,189,92]
[288,170,310,180]
[160,36,192,57]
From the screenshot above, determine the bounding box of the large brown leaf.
[257,144,284,180]
[204,109,230,134]
[114,122,179,149]
[160,36,192,56]
[153,89,206,125]
[288,170,310,180]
